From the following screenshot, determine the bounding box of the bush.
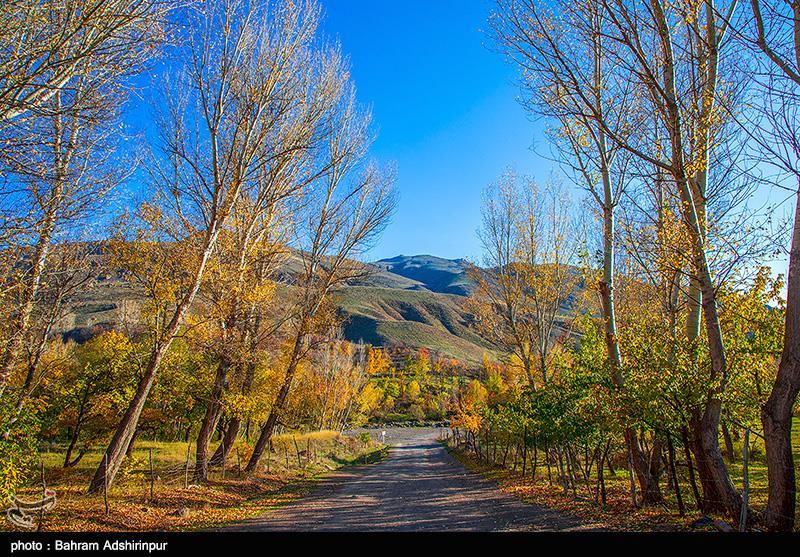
[0,400,38,502]
[357,432,372,445]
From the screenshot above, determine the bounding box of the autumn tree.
[725,0,800,530]
[469,173,583,388]
[0,0,174,404]
[88,0,327,493]
[491,0,751,521]
[190,10,351,480]
[0,1,170,400]
[304,338,370,430]
[52,331,135,468]
[365,346,392,375]
[0,1,171,498]
[490,0,671,504]
[245,100,396,471]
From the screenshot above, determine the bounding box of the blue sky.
[320,0,791,288]
[320,0,553,262]
[118,0,552,262]
[119,0,790,281]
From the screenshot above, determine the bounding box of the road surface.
[221,427,599,532]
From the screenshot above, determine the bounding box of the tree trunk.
[644,435,663,504]
[649,0,739,522]
[761,188,800,531]
[688,403,742,520]
[545,443,552,486]
[521,427,528,477]
[88,228,217,494]
[666,432,685,517]
[0,190,59,399]
[87,350,163,494]
[597,194,661,503]
[682,234,741,520]
[125,428,139,458]
[597,448,607,506]
[212,359,258,467]
[245,336,303,473]
[64,423,83,468]
[195,359,231,482]
[625,428,662,504]
[557,447,568,495]
[681,426,702,510]
[64,384,91,467]
[721,421,736,461]
[211,417,240,466]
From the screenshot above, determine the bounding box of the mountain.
[55,250,493,367]
[373,255,476,296]
[334,286,493,366]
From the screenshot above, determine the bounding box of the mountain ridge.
[372,254,475,296]
[58,251,491,366]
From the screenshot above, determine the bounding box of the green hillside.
[53,251,496,367]
[333,286,494,365]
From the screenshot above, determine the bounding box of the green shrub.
[0,399,39,503]
[357,432,372,445]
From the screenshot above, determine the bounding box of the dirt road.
[221,428,598,532]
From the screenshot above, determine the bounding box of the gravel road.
[220,427,600,532]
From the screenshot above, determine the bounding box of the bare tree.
[469,173,583,388]
[726,0,800,531]
[491,0,663,503]
[0,0,173,124]
[0,49,133,401]
[88,0,326,493]
[245,97,396,471]
[2,241,96,441]
[311,335,369,431]
[491,0,752,520]
[192,84,337,480]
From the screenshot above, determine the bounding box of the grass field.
[5,431,385,532]
[447,419,800,531]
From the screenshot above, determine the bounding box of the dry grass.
[446,422,800,532]
[447,442,690,531]
[4,431,383,532]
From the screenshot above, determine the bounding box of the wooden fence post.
[148,448,154,500]
[103,454,109,516]
[293,436,302,467]
[740,428,750,532]
[184,442,190,489]
[626,448,637,507]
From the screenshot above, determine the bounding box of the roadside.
[4,431,384,532]
[445,438,689,531]
[222,427,598,531]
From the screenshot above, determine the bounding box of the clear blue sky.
[320,0,553,262]
[118,0,553,262]
[321,0,791,288]
[121,0,789,280]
